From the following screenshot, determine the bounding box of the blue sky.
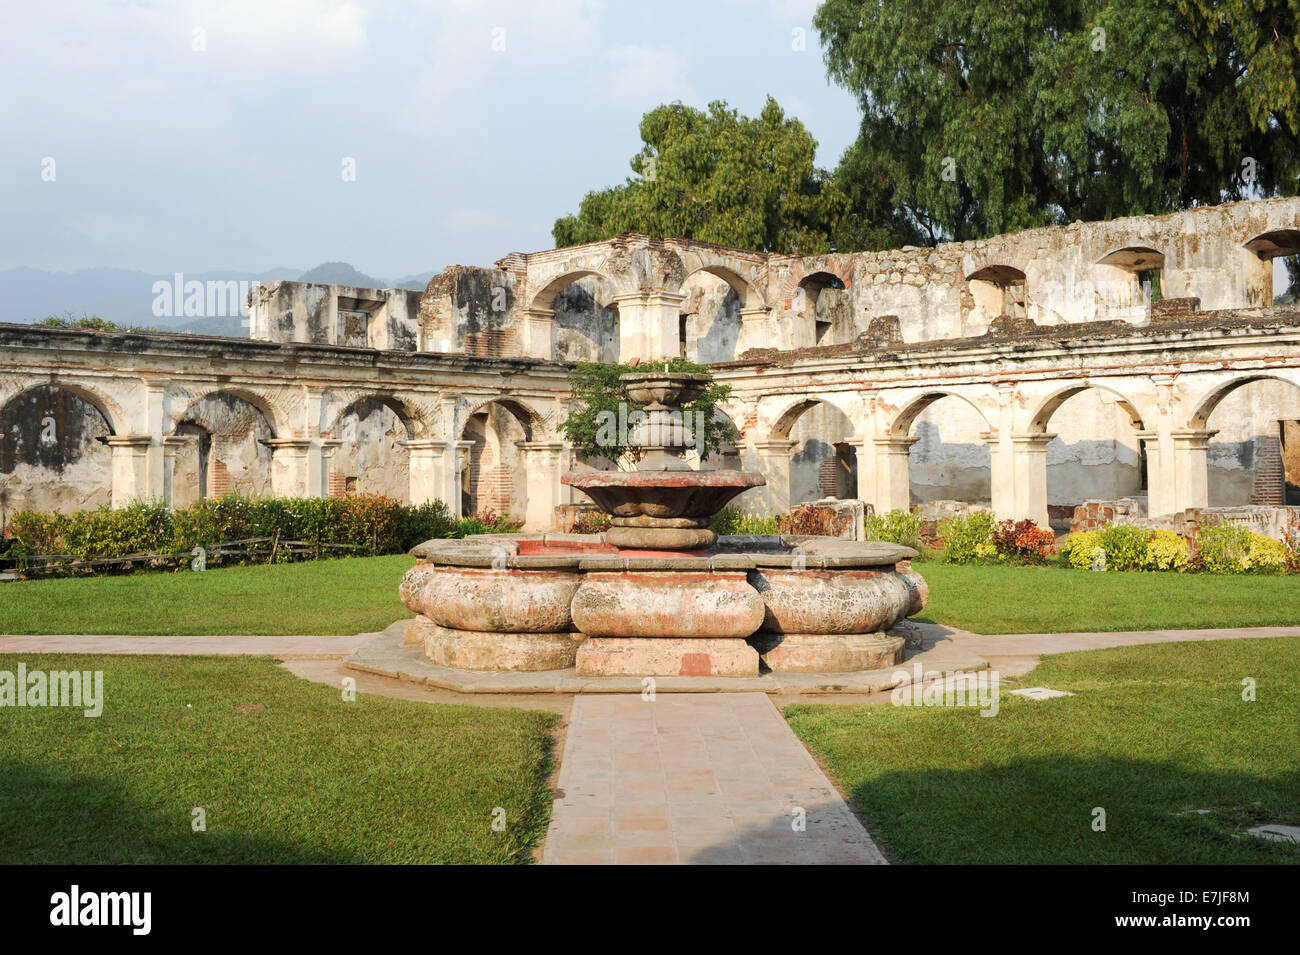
[1,0,860,277]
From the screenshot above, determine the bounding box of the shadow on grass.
[835,756,1300,865]
[0,759,362,865]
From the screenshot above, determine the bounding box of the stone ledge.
[344,622,989,696]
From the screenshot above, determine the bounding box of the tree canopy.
[552,97,848,254]
[814,0,1300,242]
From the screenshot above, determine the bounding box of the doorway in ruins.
[898,393,993,510]
[167,391,275,506]
[460,400,534,521]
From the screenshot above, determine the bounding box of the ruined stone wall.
[328,399,410,502]
[249,281,422,349]
[554,278,617,363]
[0,386,113,517]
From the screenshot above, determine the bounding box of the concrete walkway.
[541,693,885,865]
[0,633,370,659]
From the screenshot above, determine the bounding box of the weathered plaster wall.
[329,399,411,502]
[0,386,113,516]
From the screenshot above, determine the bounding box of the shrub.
[1284,524,1300,573]
[1195,524,1288,574]
[1196,524,1254,574]
[991,519,1055,563]
[711,506,780,536]
[1060,530,1105,569]
[1095,524,1151,571]
[4,495,495,574]
[938,511,998,564]
[1145,529,1190,571]
[863,508,923,550]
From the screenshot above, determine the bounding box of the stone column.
[753,439,798,514]
[872,436,918,514]
[402,439,448,506]
[318,439,342,497]
[983,431,1014,520]
[265,438,313,498]
[845,437,874,513]
[1011,432,1055,527]
[1135,430,1170,517]
[161,435,190,506]
[520,306,556,360]
[517,440,566,532]
[107,436,153,507]
[736,307,770,355]
[1172,428,1218,512]
[612,290,687,362]
[451,439,476,515]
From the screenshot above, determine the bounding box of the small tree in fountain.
[561,359,739,468]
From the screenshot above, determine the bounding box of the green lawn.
[0,555,416,635]
[787,638,1300,864]
[915,561,1300,633]
[0,654,556,863]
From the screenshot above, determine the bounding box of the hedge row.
[1,494,520,571]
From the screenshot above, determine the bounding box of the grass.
[0,654,556,863]
[787,638,1300,864]
[915,561,1300,633]
[0,555,416,635]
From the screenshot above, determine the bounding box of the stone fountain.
[399,369,928,679]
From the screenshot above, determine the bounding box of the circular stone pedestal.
[423,622,586,672]
[575,637,759,677]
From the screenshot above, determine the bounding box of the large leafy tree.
[815,0,1300,242]
[553,97,850,253]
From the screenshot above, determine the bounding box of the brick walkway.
[541,693,885,865]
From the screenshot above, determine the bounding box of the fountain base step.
[575,637,760,678]
[748,632,906,673]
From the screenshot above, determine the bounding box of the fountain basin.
[402,533,926,678]
[562,471,765,520]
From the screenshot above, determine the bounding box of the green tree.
[814,0,1300,242]
[553,97,849,253]
[560,359,739,466]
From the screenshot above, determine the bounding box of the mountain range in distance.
[0,262,438,338]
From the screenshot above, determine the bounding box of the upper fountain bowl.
[562,470,766,520]
[623,371,709,410]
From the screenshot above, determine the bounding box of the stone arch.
[1095,247,1166,312]
[1243,229,1300,303]
[322,394,422,503]
[459,397,539,519]
[1187,372,1300,430]
[531,270,620,363]
[0,383,117,514]
[168,389,278,500]
[172,386,285,439]
[462,395,543,441]
[324,393,421,440]
[2,381,123,436]
[966,265,1028,320]
[796,271,848,347]
[680,264,763,311]
[528,269,606,311]
[1187,372,1300,506]
[1029,383,1146,433]
[766,396,858,504]
[770,397,824,441]
[891,390,994,437]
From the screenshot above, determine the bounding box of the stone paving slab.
[0,633,371,659]
[344,625,990,695]
[542,692,886,865]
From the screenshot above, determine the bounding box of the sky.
[0,0,860,278]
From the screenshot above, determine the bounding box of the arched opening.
[679,269,745,363]
[1095,247,1165,319]
[1244,229,1300,305]
[1032,385,1147,528]
[1192,375,1300,506]
[773,399,857,504]
[460,400,536,519]
[0,384,115,517]
[168,391,275,502]
[967,266,1028,326]
[535,271,619,363]
[795,271,848,347]
[893,393,993,509]
[324,397,416,502]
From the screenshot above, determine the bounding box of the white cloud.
[600,44,693,108]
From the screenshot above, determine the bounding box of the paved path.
[541,693,885,865]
